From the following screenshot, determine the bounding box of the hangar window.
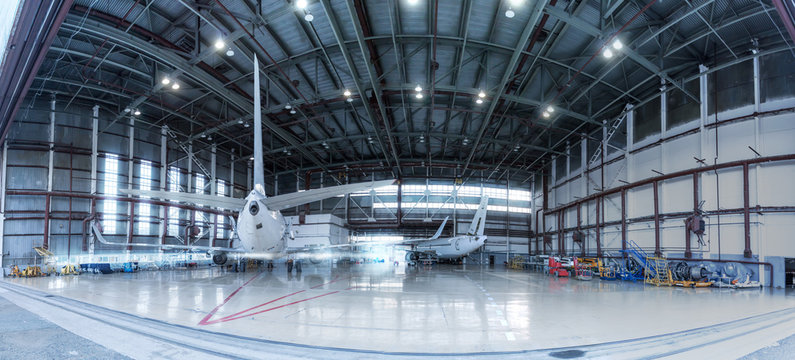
[761,51,795,102]
[101,154,120,233]
[167,167,181,236]
[138,160,153,235]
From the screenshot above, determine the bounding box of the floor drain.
[549,350,585,359]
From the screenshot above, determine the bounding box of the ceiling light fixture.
[171,83,180,90]
[612,39,623,50]
[134,109,141,116]
[161,77,171,85]
[478,90,486,98]
[416,93,423,99]
[346,97,353,102]
[296,0,308,10]
[603,48,613,59]
[343,89,351,97]
[475,98,483,104]
[214,39,225,50]
[226,49,235,57]
[244,123,250,128]
[542,111,550,118]
[505,8,515,18]
[290,109,296,114]
[414,84,422,92]
[285,104,292,109]
[304,13,314,22]
[546,105,554,113]
[124,107,131,113]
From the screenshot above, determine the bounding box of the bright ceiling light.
[214,39,225,50]
[124,107,131,113]
[546,105,554,113]
[612,39,623,50]
[505,9,515,18]
[415,93,423,99]
[475,98,483,104]
[414,84,422,92]
[134,109,141,116]
[407,0,418,4]
[304,13,314,22]
[290,109,296,114]
[244,123,250,128]
[478,90,486,98]
[510,0,524,5]
[171,83,180,90]
[226,49,235,57]
[249,156,254,161]
[343,89,351,97]
[285,104,292,109]
[346,97,353,102]
[603,48,613,59]
[161,77,170,85]
[542,111,550,118]
[296,0,308,10]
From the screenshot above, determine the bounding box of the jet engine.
[211,251,229,265]
[405,252,419,262]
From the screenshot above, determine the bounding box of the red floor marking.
[207,291,340,324]
[199,275,351,326]
[198,272,263,326]
[216,290,306,321]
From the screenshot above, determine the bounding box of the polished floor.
[4,263,795,355]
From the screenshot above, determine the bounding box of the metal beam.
[462,0,550,173]
[61,14,329,172]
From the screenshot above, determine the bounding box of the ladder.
[645,257,672,286]
[589,111,627,167]
[164,126,212,179]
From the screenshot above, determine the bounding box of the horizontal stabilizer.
[120,189,246,211]
[262,179,395,211]
[430,216,449,240]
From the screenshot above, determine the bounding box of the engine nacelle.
[405,252,419,261]
[211,251,229,265]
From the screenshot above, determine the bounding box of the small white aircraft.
[95,54,395,271]
[403,196,489,264]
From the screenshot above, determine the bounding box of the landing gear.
[287,259,294,272]
[295,260,302,272]
[267,261,274,271]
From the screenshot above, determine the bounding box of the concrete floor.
[3,263,795,357]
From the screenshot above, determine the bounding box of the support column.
[45,97,55,249]
[210,144,217,247]
[621,189,626,252]
[127,116,134,252]
[246,162,252,192]
[653,180,661,256]
[743,163,752,258]
[159,126,167,247]
[530,176,535,254]
[506,173,510,260]
[686,172,697,258]
[88,106,98,255]
[0,142,7,276]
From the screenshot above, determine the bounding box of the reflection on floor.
[5,263,795,354]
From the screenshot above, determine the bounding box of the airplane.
[403,196,489,265]
[92,54,396,271]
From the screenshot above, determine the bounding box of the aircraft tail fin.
[430,216,449,240]
[466,196,489,236]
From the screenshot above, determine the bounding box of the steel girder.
[59,13,330,172]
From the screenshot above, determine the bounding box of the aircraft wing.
[262,179,395,211]
[91,222,243,252]
[120,189,246,211]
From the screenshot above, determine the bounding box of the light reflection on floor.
[6,263,795,353]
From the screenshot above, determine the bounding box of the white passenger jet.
[403,196,489,264]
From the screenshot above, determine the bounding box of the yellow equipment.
[60,264,80,275]
[9,265,22,277]
[672,280,714,288]
[644,257,673,286]
[509,256,526,270]
[21,266,44,278]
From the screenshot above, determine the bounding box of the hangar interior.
[0,0,794,358]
